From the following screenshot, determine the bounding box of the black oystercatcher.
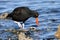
[6,7,39,29]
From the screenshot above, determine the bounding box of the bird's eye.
[35,13,39,17]
[36,14,38,16]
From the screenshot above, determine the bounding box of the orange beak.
[36,17,39,26]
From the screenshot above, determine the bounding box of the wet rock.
[55,25,60,39]
[0,13,8,19]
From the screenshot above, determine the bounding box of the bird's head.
[31,11,39,26]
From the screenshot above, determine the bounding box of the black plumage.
[7,7,39,23]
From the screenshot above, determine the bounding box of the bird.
[2,7,39,29]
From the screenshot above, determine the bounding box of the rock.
[0,13,8,19]
[18,32,33,40]
[55,25,60,39]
